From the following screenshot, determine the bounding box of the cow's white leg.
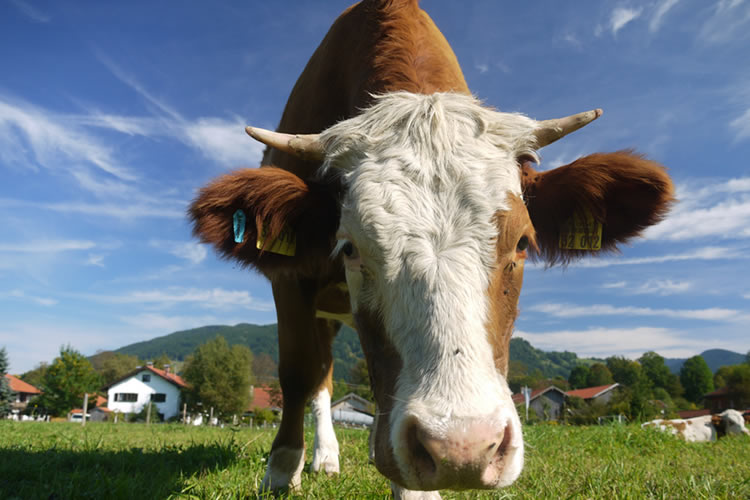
[368,411,377,464]
[391,483,442,499]
[310,387,340,474]
[260,446,305,494]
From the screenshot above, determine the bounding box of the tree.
[568,365,590,389]
[100,353,141,386]
[606,356,645,388]
[37,345,102,416]
[20,362,48,389]
[0,347,13,417]
[586,363,614,387]
[252,353,278,381]
[182,336,254,418]
[639,351,671,388]
[725,364,750,408]
[151,353,172,371]
[680,355,714,404]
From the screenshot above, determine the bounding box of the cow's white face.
[321,92,537,490]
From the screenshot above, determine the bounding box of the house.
[90,406,112,422]
[248,385,282,413]
[102,363,188,420]
[703,386,749,413]
[4,374,41,414]
[566,383,620,405]
[330,393,374,426]
[512,386,567,421]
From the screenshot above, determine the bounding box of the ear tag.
[559,208,602,250]
[233,210,246,243]
[256,220,296,256]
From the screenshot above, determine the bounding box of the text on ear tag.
[256,220,297,256]
[559,208,602,250]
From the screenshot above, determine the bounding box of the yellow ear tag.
[559,208,602,250]
[256,221,296,256]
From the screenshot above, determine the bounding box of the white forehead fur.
[320,92,535,421]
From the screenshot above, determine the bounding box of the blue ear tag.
[233,209,246,243]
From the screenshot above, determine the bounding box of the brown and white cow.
[642,409,750,442]
[189,1,673,497]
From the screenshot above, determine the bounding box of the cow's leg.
[260,278,337,494]
[310,359,340,474]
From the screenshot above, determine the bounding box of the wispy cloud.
[86,286,274,311]
[645,177,750,241]
[632,279,692,295]
[601,281,627,289]
[150,240,207,265]
[118,313,241,334]
[649,0,681,32]
[699,0,750,45]
[9,0,50,23]
[610,7,643,36]
[516,326,722,359]
[0,239,95,253]
[3,290,57,307]
[528,302,741,321]
[86,254,106,268]
[730,108,750,141]
[537,246,744,269]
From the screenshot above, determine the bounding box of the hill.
[664,349,746,374]
[114,323,363,382]
[109,323,599,383]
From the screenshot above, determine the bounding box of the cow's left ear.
[522,151,674,264]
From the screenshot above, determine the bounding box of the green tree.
[568,365,591,389]
[182,336,254,418]
[639,351,671,388]
[606,356,646,387]
[37,345,102,416]
[0,347,14,417]
[586,363,614,387]
[20,362,48,389]
[151,353,172,371]
[100,353,141,386]
[680,355,714,404]
[726,364,750,408]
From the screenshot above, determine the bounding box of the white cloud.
[610,7,643,35]
[632,279,691,295]
[0,239,95,253]
[87,287,274,311]
[528,302,740,321]
[184,118,265,167]
[476,63,489,74]
[4,290,57,307]
[730,108,750,141]
[0,198,185,220]
[515,326,722,359]
[9,0,50,23]
[118,313,236,334]
[602,281,627,289]
[87,254,106,268]
[552,245,743,269]
[150,240,207,265]
[649,0,681,32]
[699,0,750,45]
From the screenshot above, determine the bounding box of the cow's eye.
[342,241,358,259]
[517,236,529,253]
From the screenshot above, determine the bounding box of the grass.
[0,421,748,499]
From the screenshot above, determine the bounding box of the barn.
[102,363,187,420]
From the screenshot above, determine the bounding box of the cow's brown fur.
[522,152,674,265]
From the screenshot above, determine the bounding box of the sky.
[1,0,749,374]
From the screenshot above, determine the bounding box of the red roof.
[566,383,619,400]
[704,386,729,398]
[4,374,41,394]
[249,386,281,410]
[146,366,188,388]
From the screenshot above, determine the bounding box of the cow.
[642,409,750,442]
[189,1,674,497]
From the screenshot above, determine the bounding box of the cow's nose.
[405,416,515,489]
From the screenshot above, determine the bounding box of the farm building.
[512,386,567,421]
[331,393,374,426]
[3,374,41,415]
[704,386,749,413]
[248,385,282,413]
[566,383,620,405]
[102,363,187,420]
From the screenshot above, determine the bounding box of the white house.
[331,393,374,426]
[103,364,188,420]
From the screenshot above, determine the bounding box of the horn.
[533,109,603,149]
[245,126,325,162]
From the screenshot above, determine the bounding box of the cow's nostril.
[406,420,436,476]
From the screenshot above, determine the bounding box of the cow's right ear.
[189,167,339,276]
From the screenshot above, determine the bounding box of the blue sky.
[2,0,749,374]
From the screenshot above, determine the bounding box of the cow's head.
[190,92,673,491]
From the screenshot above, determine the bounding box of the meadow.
[0,421,748,499]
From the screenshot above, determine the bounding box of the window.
[142,374,151,382]
[151,393,166,403]
[115,393,138,402]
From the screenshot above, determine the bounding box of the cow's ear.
[522,151,674,264]
[189,167,339,276]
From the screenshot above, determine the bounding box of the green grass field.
[0,421,748,499]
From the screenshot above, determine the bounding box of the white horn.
[533,109,603,149]
[245,126,324,162]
